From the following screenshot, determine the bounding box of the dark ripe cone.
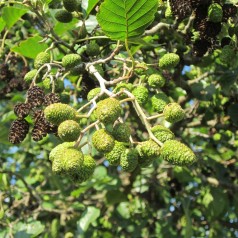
[43,93,61,106]
[169,0,192,20]
[223,4,237,21]
[8,119,30,144]
[14,102,32,118]
[27,86,45,107]
[32,110,48,141]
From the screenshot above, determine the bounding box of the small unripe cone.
[105,141,126,166]
[92,129,115,153]
[151,125,175,143]
[113,83,133,99]
[63,0,78,12]
[87,88,107,101]
[64,149,84,174]
[132,85,149,105]
[24,69,38,83]
[120,149,138,172]
[136,140,160,167]
[69,155,96,183]
[86,41,100,56]
[208,3,223,23]
[44,103,77,126]
[163,103,185,123]
[58,120,81,142]
[151,92,170,113]
[112,123,131,143]
[49,142,76,162]
[34,52,50,69]
[55,10,73,23]
[160,140,196,166]
[62,54,81,70]
[148,73,166,88]
[95,98,121,124]
[159,53,180,70]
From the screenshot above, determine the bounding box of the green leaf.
[96,0,158,41]
[87,0,99,16]
[11,35,48,59]
[0,18,6,33]
[2,6,28,29]
[77,206,100,234]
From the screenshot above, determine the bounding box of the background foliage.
[0,0,238,237]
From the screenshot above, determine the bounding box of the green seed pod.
[70,155,96,183]
[49,142,76,162]
[92,129,115,153]
[148,73,166,88]
[151,125,175,143]
[95,98,122,124]
[113,82,133,99]
[60,92,71,104]
[208,3,223,23]
[120,149,138,172]
[134,62,148,75]
[160,140,196,166]
[58,120,81,142]
[63,0,78,12]
[86,41,100,56]
[132,85,149,105]
[112,123,131,143]
[64,148,84,175]
[87,88,107,101]
[55,10,73,23]
[62,54,81,70]
[78,23,87,39]
[159,53,180,70]
[24,69,38,83]
[136,140,160,167]
[44,103,77,125]
[151,92,170,113]
[34,52,50,69]
[105,141,126,166]
[163,103,185,123]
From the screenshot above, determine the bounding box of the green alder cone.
[64,148,84,175]
[63,0,78,12]
[111,123,131,143]
[160,140,196,166]
[87,88,108,101]
[42,78,64,92]
[55,10,73,23]
[86,41,100,56]
[24,69,38,83]
[151,92,170,113]
[148,73,166,88]
[136,140,160,167]
[208,3,223,23]
[62,54,81,70]
[159,53,180,69]
[104,141,126,166]
[92,129,115,153]
[151,125,175,143]
[34,52,50,69]
[120,149,138,172]
[163,102,185,123]
[44,103,77,125]
[58,120,81,142]
[113,82,133,99]
[95,98,122,124]
[132,85,149,105]
[69,155,96,183]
